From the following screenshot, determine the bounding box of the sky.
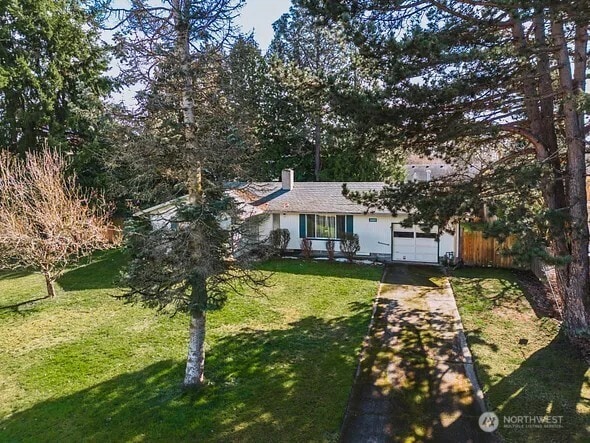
[238,0,292,52]
[106,0,292,104]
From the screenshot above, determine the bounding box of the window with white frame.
[301,214,352,238]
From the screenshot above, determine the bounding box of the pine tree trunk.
[44,272,56,298]
[511,15,590,340]
[552,18,590,337]
[172,0,210,384]
[184,308,206,387]
[173,0,202,201]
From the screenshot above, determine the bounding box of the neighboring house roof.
[407,164,454,182]
[134,196,188,217]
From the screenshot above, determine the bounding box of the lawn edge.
[446,273,504,442]
[444,276,487,412]
[338,266,386,440]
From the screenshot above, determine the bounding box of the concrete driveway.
[341,264,494,443]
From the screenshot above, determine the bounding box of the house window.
[306,214,316,237]
[316,215,336,238]
[300,214,352,238]
[416,232,437,239]
[336,215,346,237]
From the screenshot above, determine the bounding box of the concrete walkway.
[341,264,493,443]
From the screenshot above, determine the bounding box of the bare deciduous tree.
[0,150,114,298]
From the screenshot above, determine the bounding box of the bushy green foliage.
[301,0,589,270]
[0,0,112,155]
[247,5,405,182]
[121,196,268,314]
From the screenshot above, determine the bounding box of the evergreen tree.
[0,0,112,155]
[260,4,403,182]
[303,0,590,345]
[106,0,268,387]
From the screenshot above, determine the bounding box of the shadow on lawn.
[57,255,379,294]
[255,258,382,281]
[451,268,524,311]
[481,333,590,442]
[0,308,372,442]
[452,269,589,441]
[0,270,33,281]
[382,263,443,288]
[57,250,126,292]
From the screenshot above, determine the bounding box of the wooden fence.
[460,230,518,268]
[105,218,124,244]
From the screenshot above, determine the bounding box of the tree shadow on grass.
[0,270,33,281]
[0,295,50,313]
[57,249,126,292]
[382,264,443,288]
[450,268,526,313]
[255,258,382,281]
[0,309,372,442]
[481,333,590,442]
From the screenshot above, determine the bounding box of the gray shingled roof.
[139,164,455,216]
[243,182,387,214]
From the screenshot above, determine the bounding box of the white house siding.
[149,208,177,230]
[149,208,458,262]
[352,214,397,256]
[260,212,460,262]
[150,208,233,231]
[261,212,458,259]
[439,231,456,258]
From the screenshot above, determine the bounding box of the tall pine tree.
[303,0,590,346]
[106,0,268,387]
[260,4,403,182]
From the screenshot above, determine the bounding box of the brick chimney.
[281,169,294,191]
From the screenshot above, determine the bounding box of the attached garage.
[138,169,460,264]
[391,224,439,263]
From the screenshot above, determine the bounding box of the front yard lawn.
[451,268,590,442]
[0,252,381,442]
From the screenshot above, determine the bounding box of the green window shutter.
[336,215,346,237]
[299,214,306,238]
[306,214,316,237]
[346,215,354,233]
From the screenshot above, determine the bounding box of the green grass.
[451,268,590,442]
[0,252,382,442]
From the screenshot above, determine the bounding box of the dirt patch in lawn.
[512,269,561,319]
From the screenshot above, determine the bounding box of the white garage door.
[392,225,439,263]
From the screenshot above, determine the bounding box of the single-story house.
[137,168,460,264]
